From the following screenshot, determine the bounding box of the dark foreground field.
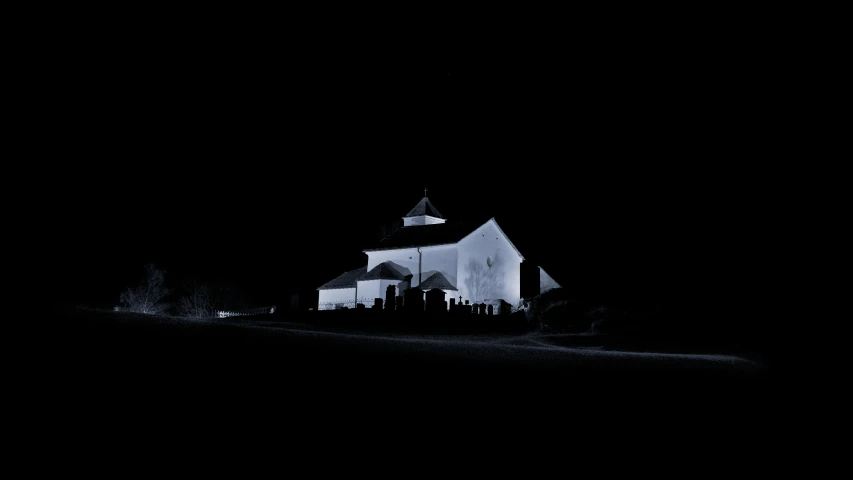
[38,307,774,451]
[46,309,768,387]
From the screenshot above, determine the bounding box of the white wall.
[318,288,356,310]
[356,279,404,304]
[356,280,382,304]
[456,220,522,304]
[367,248,419,273]
[366,246,458,290]
[403,216,447,226]
[379,279,403,300]
[420,246,458,288]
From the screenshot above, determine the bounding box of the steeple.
[403,190,447,226]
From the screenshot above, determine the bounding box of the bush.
[525,289,590,333]
[119,264,170,315]
[179,282,216,319]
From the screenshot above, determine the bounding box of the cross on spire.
[424,188,428,197]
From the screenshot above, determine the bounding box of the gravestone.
[449,298,456,313]
[487,304,494,316]
[385,285,396,310]
[373,298,383,310]
[425,288,446,314]
[472,304,479,315]
[404,287,424,312]
[356,303,365,310]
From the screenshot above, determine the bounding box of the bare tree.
[378,219,403,241]
[180,281,216,319]
[120,264,170,315]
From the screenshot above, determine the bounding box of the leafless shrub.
[180,281,216,319]
[120,264,170,315]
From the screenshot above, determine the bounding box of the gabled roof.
[358,263,407,281]
[365,219,484,251]
[364,217,525,261]
[317,267,367,290]
[419,272,458,291]
[405,197,443,219]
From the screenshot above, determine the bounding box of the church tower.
[403,189,447,227]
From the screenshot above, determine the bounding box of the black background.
[33,7,787,336]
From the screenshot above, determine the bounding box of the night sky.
[40,17,777,321]
[54,177,665,311]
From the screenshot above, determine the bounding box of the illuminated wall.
[403,215,447,227]
[366,248,419,274]
[379,278,404,299]
[317,288,356,310]
[456,220,522,304]
[366,246,458,290]
[356,279,404,303]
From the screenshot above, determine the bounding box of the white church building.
[317,195,561,311]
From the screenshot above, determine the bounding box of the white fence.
[317,298,379,311]
[217,306,277,318]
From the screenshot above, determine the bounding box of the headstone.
[480,303,487,316]
[449,298,456,312]
[385,285,396,310]
[472,303,479,315]
[373,298,383,310]
[404,287,424,312]
[500,300,511,315]
[356,303,365,310]
[487,304,494,316]
[425,288,446,314]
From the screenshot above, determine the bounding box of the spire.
[403,194,446,226]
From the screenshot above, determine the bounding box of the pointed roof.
[419,272,458,291]
[358,263,407,281]
[405,196,443,219]
[317,267,367,290]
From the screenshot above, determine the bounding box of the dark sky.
[53,175,666,309]
[39,15,781,315]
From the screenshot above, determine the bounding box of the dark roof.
[363,217,525,261]
[358,263,407,281]
[317,267,367,290]
[419,272,458,291]
[405,197,443,218]
[365,220,484,251]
